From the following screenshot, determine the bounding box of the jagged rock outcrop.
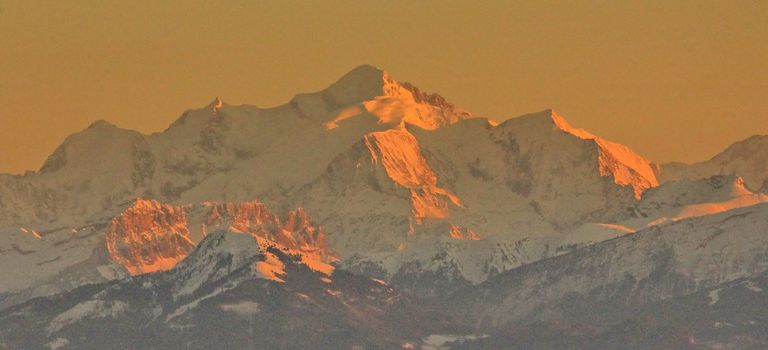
[549,112,659,198]
[201,201,333,262]
[0,196,336,309]
[363,129,463,221]
[104,199,335,276]
[105,199,195,275]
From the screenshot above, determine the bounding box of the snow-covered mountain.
[1,64,768,349]
[0,65,668,303]
[629,174,768,228]
[0,65,473,229]
[662,134,768,191]
[296,108,663,295]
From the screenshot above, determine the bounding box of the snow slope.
[0,230,455,350]
[629,174,768,228]
[453,203,768,332]
[299,109,660,294]
[662,134,768,191]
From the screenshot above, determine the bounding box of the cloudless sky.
[1,0,766,174]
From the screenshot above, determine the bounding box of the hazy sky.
[1,0,766,174]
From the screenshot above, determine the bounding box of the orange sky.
[1,0,766,174]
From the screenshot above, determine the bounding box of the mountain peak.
[39,119,143,174]
[660,134,768,190]
[714,134,768,162]
[546,110,600,140]
[501,109,659,198]
[87,119,119,130]
[321,65,392,106]
[507,109,595,139]
[336,64,387,84]
[209,96,224,111]
[291,65,472,130]
[500,109,577,134]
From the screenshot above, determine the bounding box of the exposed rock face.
[550,112,660,199]
[105,199,194,275]
[363,129,463,221]
[203,201,333,262]
[105,199,335,276]
[399,81,468,115]
[449,225,480,240]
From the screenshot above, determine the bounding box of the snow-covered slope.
[0,121,152,228]
[662,134,768,191]
[452,203,768,333]
[548,112,660,199]
[0,223,126,310]
[298,109,660,294]
[629,174,768,228]
[0,230,455,350]
[412,109,658,228]
[451,271,768,349]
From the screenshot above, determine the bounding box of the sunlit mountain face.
[1,66,767,349]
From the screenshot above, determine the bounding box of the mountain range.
[1,65,766,349]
